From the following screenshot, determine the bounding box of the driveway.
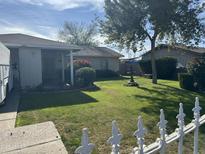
[0,92,19,130]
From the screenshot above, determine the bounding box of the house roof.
[74,46,124,58]
[141,44,205,57]
[0,33,80,51]
[0,33,123,58]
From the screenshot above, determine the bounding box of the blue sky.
[0,0,104,39]
[0,0,137,57]
[0,0,204,58]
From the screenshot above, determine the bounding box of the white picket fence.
[75,97,205,154]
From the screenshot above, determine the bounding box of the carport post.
[61,52,65,83]
[70,50,74,86]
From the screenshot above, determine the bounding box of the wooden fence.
[75,97,205,154]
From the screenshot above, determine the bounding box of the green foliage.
[187,54,205,89]
[139,61,152,74]
[178,73,196,91]
[101,0,204,50]
[65,59,91,83]
[76,67,96,87]
[139,57,177,79]
[101,0,204,83]
[96,70,119,78]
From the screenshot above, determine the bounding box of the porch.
[41,49,74,90]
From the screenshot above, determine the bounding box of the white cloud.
[17,0,104,10]
[0,19,58,40]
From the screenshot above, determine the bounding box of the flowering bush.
[65,59,91,83]
[73,59,91,70]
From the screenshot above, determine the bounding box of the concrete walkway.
[0,92,19,130]
[0,92,68,153]
[0,121,67,154]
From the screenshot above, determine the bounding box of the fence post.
[107,120,122,154]
[176,103,186,154]
[157,109,167,154]
[75,128,95,154]
[192,97,201,154]
[134,116,146,154]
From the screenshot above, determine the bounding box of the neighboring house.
[120,58,143,75]
[74,46,123,72]
[141,44,205,68]
[0,33,122,90]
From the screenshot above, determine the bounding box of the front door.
[42,51,62,86]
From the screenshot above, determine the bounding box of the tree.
[59,21,98,46]
[100,0,204,84]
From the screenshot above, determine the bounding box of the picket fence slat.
[75,128,95,154]
[193,97,201,154]
[176,103,185,154]
[107,120,122,154]
[75,97,205,154]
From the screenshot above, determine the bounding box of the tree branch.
[144,29,152,41]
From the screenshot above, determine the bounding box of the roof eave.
[3,43,81,51]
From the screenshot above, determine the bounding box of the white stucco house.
[0,33,122,90]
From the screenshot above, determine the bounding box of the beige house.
[141,44,205,68]
[0,33,122,90]
[74,46,123,72]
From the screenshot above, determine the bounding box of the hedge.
[187,54,205,89]
[139,57,177,79]
[178,73,196,91]
[96,70,119,78]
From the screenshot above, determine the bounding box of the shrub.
[76,67,96,87]
[187,54,205,89]
[139,60,152,74]
[65,59,91,83]
[139,57,177,79]
[178,73,196,91]
[96,70,119,78]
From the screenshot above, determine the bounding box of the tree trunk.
[151,39,157,84]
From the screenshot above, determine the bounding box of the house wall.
[74,57,120,72]
[142,48,200,67]
[18,47,42,89]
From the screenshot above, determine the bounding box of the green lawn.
[16,77,205,153]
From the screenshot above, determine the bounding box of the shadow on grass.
[82,85,101,92]
[95,76,130,82]
[18,90,98,112]
[135,83,205,133]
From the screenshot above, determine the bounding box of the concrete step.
[0,121,67,154]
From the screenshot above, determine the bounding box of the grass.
[16,77,205,153]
